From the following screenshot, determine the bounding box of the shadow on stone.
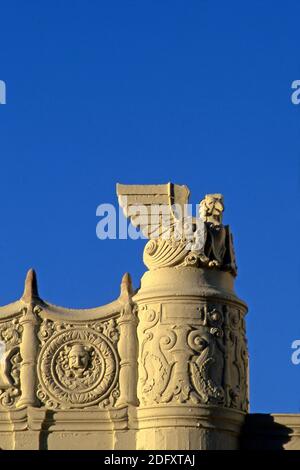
[39,409,55,450]
[241,414,293,450]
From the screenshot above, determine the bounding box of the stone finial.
[22,268,39,303]
[119,272,133,301]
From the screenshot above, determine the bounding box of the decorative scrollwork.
[189,331,225,405]
[0,348,22,408]
[0,318,23,409]
[0,318,22,348]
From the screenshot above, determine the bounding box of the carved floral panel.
[137,302,248,411]
[0,316,23,408]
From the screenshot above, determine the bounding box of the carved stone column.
[134,267,248,450]
[117,183,249,450]
[17,270,39,408]
[116,273,138,407]
[17,308,38,408]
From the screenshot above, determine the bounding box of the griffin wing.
[117,183,190,240]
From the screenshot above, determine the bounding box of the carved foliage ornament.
[189,329,225,405]
[37,328,118,409]
[0,348,22,408]
[0,318,22,349]
[138,303,248,411]
[38,318,119,345]
[0,317,23,408]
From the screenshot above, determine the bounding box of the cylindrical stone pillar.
[134,266,248,450]
[17,307,39,408]
[117,301,139,407]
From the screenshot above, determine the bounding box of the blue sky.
[0,1,299,413]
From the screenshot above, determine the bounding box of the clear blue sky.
[0,1,299,413]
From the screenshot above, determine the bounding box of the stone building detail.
[0,183,298,450]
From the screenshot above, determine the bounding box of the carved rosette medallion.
[37,328,118,409]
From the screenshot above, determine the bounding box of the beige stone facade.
[0,183,298,450]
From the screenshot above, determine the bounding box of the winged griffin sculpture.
[117,183,237,275]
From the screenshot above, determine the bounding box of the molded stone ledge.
[134,405,245,433]
[134,405,245,450]
[134,267,247,309]
[0,405,130,432]
[0,407,28,431]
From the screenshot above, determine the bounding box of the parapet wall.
[0,270,138,449]
[0,266,248,450]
